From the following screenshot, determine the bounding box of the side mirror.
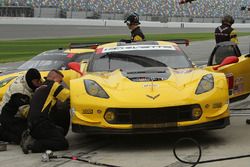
[213,56,239,70]
[68,62,83,76]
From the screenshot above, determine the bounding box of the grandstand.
[1,0,249,21]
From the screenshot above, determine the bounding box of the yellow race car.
[69,40,246,134]
[0,47,94,101]
[0,47,94,135]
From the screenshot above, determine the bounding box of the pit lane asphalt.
[0,28,250,167]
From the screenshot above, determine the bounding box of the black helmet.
[124,12,140,25]
[25,68,41,91]
[222,15,234,25]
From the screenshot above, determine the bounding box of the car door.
[205,42,250,102]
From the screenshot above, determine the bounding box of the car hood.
[86,68,208,88]
[82,68,214,106]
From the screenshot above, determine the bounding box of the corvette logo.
[146,94,160,100]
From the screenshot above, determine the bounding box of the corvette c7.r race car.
[69,40,247,134]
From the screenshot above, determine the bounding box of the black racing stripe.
[53,85,64,97]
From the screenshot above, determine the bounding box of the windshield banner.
[101,45,176,53]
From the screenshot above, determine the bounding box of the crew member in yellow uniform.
[20,69,69,154]
[123,12,145,42]
[215,15,239,44]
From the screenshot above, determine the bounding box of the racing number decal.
[234,77,244,95]
[226,73,244,95]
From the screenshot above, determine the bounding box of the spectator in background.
[5,0,250,19]
[214,15,239,44]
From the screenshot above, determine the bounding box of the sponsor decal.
[212,102,222,109]
[234,77,244,95]
[143,83,160,88]
[82,109,93,114]
[101,45,176,53]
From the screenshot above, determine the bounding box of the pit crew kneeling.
[20,69,69,154]
[0,68,42,144]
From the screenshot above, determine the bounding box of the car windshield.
[88,46,192,72]
[18,50,69,71]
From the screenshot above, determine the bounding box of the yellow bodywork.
[64,48,94,54]
[70,41,231,133]
[71,69,229,131]
[205,54,250,100]
[0,48,94,101]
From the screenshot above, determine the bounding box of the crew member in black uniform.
[215,15,238,44]
[122,12,145,42]
[21,69,70,154]
[0,68,42,144]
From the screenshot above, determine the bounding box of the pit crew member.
[122,12,145,42]
[0,68,42,144]
[21,69,69,154]
[215,15,239,44]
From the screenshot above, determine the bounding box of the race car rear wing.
[69,43,99,49]
[163,39,190,46]
[69,39,190,50]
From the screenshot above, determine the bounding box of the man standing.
[123,12,145,42]
[0,68,42,144]
[215,15,239,44]
[21,69,70,154]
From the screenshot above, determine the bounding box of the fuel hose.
[173,137,250,167]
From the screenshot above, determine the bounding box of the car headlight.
[84,80,109,98]
[195,74,214,94]
[0,76,17,88]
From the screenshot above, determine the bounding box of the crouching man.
[0,68,42,144]
[21,69,70,154]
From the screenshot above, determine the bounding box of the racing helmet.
[222,15,234,25]
[124,12,140,25]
